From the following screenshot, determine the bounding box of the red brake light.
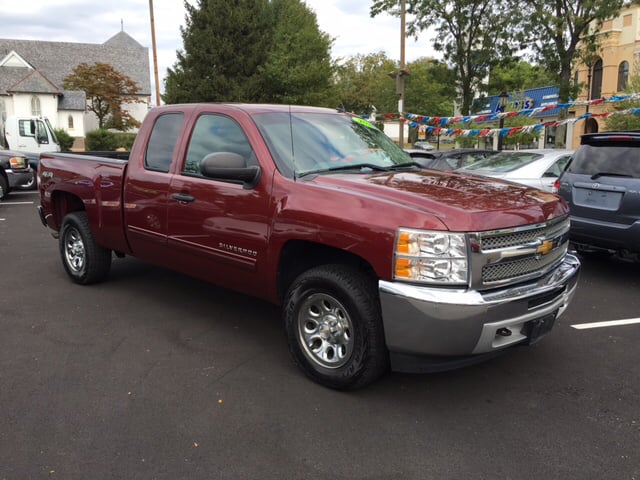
[552,179,560,194]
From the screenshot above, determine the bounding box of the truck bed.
[39,152,130,254]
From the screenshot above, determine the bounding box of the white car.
[456,149,574,192]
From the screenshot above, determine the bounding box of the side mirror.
[200,152,261,189]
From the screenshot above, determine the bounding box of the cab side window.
[145,113,184,173]
[183,114,256,176]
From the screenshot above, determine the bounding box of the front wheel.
[0,175,8,200]
[283,265,388,390]
[16,171,36,190]
[59,211,112,284]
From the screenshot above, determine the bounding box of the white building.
[0,30,151,140]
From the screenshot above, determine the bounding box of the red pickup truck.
[37,103,580,389]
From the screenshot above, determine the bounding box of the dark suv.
[557,132,640,260]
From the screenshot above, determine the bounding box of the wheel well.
[277,240,377,302]
[50,191,85,230]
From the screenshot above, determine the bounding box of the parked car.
[405,148,498,171]
[411,140,435,151]
[556,132,640,261]
[0,150,34,199]
[456,149,574,192]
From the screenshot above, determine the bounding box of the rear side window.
[569,145,640,178]
[145,113,184,173]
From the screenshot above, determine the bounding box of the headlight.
[9,156,28,170]
[394,228,469,285]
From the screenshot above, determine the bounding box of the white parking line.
[571,318,640,330]
[0,201,35,205]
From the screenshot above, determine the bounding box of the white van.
[2,116,61,154]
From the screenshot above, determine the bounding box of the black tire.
[59,211,112,284]
[283,264,388,390]
[0,174,8,200]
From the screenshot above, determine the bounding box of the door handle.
[171,193,195,203]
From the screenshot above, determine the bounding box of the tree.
[164,0,271,104]
[404,58,457,117]
[519,0,627,104]
[333,52,398,114]
[487,59,557,94]
[164,0,334,105]
[371,0,521,115]
[63,62,142,130]
[258,0,334,105]
[605,61,640,131]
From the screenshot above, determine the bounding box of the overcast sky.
[0,0,436,101]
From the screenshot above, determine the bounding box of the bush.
[85,129,138,151]
[85,129,119,151]
[54,129,75,152]
[116,133,137,151]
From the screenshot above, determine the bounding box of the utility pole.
[398,0,406,148]
[149,0,161,106]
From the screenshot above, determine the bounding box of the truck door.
[7,119,39,151]
[166,113,271,295]
[124,112,185,262]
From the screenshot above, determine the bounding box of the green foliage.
[54,129,75,152]
[333,52,398,114]
[371,0,523,115]
[605,61,640,131]
[488,60,557,94]
[163,0,334,105]
[85,130,137,151]
[258,0,334,105]
[519,1,626,103]
[405,58,456,116]
[115,133,137,151]
[63,62,142,130]
[86,130,118,151]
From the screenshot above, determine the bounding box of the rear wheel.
[59,211,111,284]
[283,264,388,390]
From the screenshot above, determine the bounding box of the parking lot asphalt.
[1,190,639,480]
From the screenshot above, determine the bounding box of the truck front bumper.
[5,168,34,189]
[379,253,580,373]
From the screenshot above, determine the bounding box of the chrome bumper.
[379,254,580,362]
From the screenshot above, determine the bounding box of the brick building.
[572,3,640,147]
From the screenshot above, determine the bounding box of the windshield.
[45,118,59,145]
[460,151,542,173]
[252,112,414,178]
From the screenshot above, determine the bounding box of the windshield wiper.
[590,172,633,180]
[387,161,423,170]
[298,163,391,177]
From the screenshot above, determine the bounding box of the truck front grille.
[470,216,570,290]
[481,245,567,284]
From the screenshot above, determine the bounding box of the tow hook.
[497,328,512,337]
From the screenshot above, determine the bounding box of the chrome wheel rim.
[297,293,354,369]
[64,227,85,273]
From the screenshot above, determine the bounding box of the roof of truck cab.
[153,103,341,115]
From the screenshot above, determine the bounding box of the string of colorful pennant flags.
[365,93,640,139]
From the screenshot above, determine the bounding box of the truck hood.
[307,169,566,232]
